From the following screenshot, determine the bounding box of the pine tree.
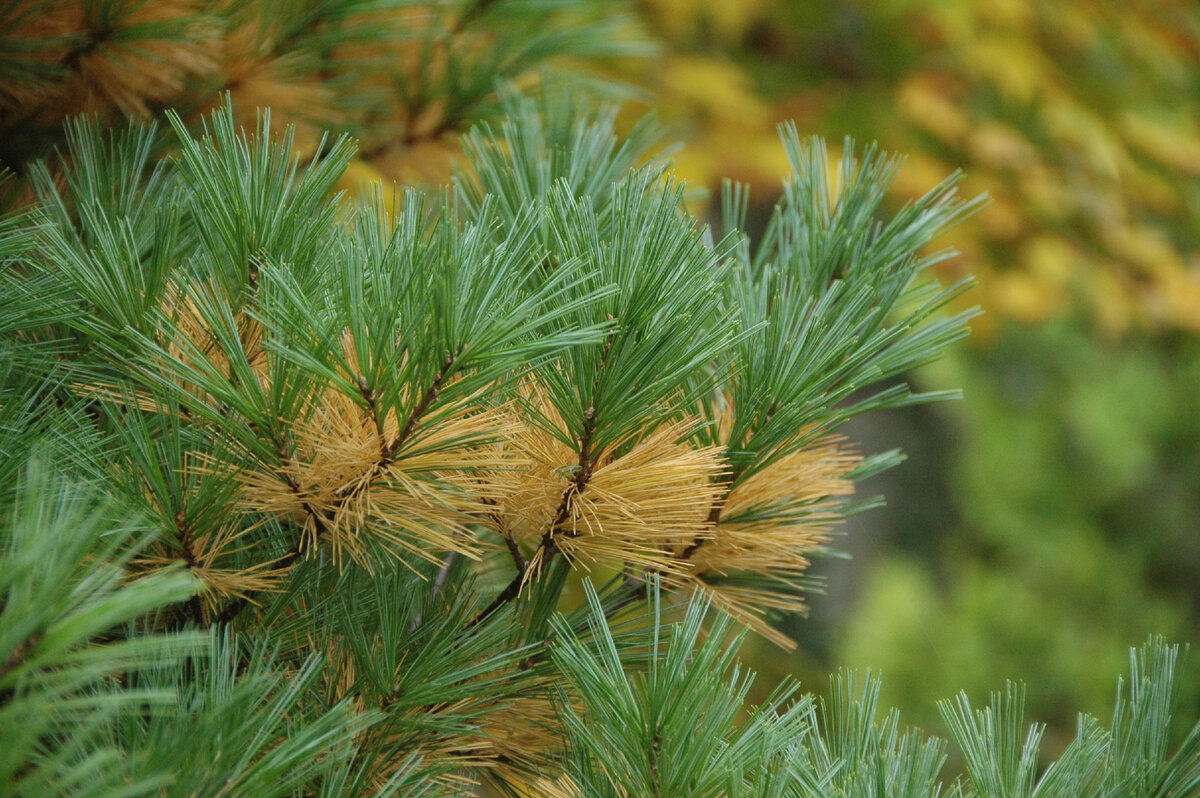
[2,8,1199,795]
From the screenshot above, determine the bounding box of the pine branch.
[391,353,457,461]
[213,353,460,626]
[19,76,1188,796]
[173,511,208,626]
[469,330,614,628]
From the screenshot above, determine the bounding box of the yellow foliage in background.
[633,0,1200,336]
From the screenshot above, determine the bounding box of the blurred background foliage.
[634,0,1200,334]
[0,0,653,205]
[628,0,1200,749]
[3,0,1198,759]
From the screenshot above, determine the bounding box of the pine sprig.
[547,581,814,798]
[0,454,203,798]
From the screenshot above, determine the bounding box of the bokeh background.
[630,0,1200,749]
[3,0,1198,759]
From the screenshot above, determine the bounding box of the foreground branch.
[212,355,458,626]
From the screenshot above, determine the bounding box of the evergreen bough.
[1,92,1198,795]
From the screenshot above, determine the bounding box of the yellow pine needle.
[373,694,554,787]
[208,20,339,151]
[65,3,216,117]
[2,0,217,118]
[484,398,578,546]
[701,585,807,651]
[694,437,860,575]
[108,457,283,617]
[71,382,160,413]
[327,641,366,713]
[485,387,726,581]
[394,694,560,783]
[238,375,521,569]
[478,692,562,772]
[130,527,287,617]
[0,1,81,112]
[521,775,579,798]
[553,421,725,574]
[681,434,862,650]
[163,283,269,404]
[73,285,266,412]
[319,635,505,790]
[124,481,287,615]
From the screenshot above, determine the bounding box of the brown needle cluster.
[211,16,340,153]
[485,387,728,581]
[0,0,216,119]
[91,293,519,619]
[214,325,518,580]
[235,380,518,569]
[679,433,861,649]
[479,388,862,649]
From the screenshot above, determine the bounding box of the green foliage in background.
[836,326,1200,738]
